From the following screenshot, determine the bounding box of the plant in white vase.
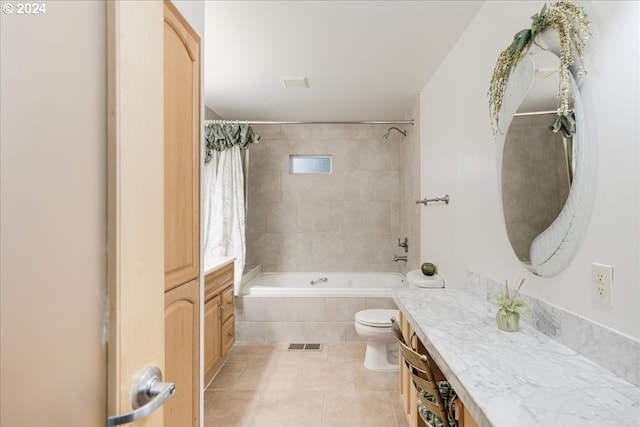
[489,279,530,332]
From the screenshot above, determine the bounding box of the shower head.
[383,126,407,139]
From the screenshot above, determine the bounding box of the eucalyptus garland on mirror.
[488,0,591,136]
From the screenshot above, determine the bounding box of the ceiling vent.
[282,77,309,88]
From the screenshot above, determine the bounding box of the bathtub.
[237,272,406,342]
[242,272,407,297]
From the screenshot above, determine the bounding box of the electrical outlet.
[592,263,613,304]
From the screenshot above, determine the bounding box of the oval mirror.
[496,46,595,277]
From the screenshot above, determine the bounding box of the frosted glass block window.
[290,155,332,174]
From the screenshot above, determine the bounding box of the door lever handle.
[107,366,176,426]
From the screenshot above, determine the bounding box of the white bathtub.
[242,272,407,297]
[237,272,404,342]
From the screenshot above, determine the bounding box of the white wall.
[420,1,640,338]
[0,2,106,424]
[173,0,205,38]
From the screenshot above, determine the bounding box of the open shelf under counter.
[392,288,640,427]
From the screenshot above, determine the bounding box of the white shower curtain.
[204,121,259,294]
[204,145,246,295]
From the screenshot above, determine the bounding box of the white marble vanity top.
[392,288,640,427]
[204,256,235,276]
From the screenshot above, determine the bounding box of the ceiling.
[204,1,484,121]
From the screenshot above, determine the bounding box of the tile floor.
[204,341,410,427]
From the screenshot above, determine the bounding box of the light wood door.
[1,2,108,425]
[106,1,167,426]
[164,279,200,427]
[163,0,201,292]
[204,294,222,384]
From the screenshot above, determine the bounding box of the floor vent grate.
[288,343,322,351]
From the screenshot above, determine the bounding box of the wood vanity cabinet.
[164,278,199,427]
[163,1,201,426]
[163,0,200,293]
[398,312,478,427]
[204,262,236,386]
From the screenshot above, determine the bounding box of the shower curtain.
[203,122,260,295]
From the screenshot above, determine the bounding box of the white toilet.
[354,308,400,372]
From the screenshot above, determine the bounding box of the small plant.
[488,0,591,136]
[489,279,530,331]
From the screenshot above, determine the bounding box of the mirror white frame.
[496,37,596,277]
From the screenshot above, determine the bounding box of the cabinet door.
[221,315,235,356]
[164,279,199,427]
[163,0,200,291]
[204,294,222,385]
[221,286,234,322]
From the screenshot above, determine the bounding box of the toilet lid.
[355,309,399,327]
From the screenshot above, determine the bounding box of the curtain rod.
[514,110,557,117]
[205,119,415,126]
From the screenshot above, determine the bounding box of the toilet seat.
[355,309,399,328]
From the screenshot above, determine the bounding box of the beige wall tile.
[326,264,363,272]
[304,322,347,342]
[266,202,297,233]
[330,201,361,232]
[297,201,333,232]
[358,140,400,171]
[312,233,349,265]
[253,233,313,265]
[246,201,266,234]
[242,297,324,322]
[311,124,374,139]
[324,297,367,322]
[263,322,306,342]
[373,234,399,264]
[373,170,401,201]
[235,322,265,342]
[345,234,376,264]
[246,108,420,273]
[281,173,338,202]
[365,297,398,310]
[248,170,282,204]
[390,201,402,234]
[264,139,296,171]
[338,170,376,201]
[325,139,361,171]
[281,124,312,139]
[251,124,281,140]
[359,201,391,232]
[356,263,399,272]
[248,140,267,171]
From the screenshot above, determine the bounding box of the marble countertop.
[392,288,640,427]
[204,256,235,276]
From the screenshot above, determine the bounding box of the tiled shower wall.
[399,96,421,275]
[245,101,420,272]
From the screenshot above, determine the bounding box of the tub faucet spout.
[393,255,407,262]
[310,277,328,285]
